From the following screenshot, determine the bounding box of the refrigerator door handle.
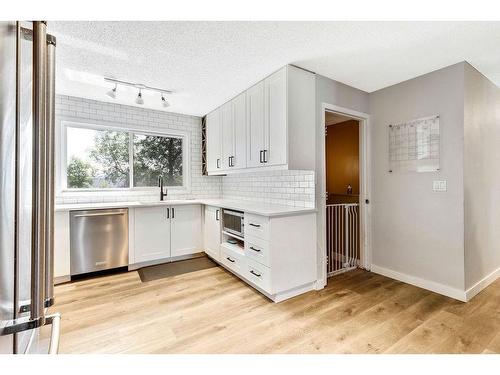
[45,313,61,354]
[30,20,48,326]
[44,31,56,309]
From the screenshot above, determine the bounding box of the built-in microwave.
[222,209,244,237]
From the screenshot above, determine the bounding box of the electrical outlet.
[433,180,447,192]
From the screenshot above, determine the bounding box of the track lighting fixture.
[106,84,117,99]
[105,77,173,108]
[135,89,144,105]
[161,94,170,108]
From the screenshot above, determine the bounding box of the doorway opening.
[325,111,361,277]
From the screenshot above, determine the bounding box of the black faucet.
[158,176,168,201]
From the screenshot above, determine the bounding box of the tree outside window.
[65,125,184,189]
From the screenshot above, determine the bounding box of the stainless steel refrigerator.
[0,21,60,354]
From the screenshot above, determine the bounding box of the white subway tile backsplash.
[55,95,221,205]
[222,170,315,208]
[55,95,315,208]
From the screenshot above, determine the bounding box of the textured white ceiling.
[49,21,500,117]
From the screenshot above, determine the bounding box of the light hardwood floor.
[49,266,500,354]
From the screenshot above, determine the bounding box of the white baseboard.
[465,267,500,301]
[371,264,467,302]
[273,282,316,303]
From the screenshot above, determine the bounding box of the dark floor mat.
[138,256,218,282]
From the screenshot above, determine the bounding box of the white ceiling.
[49,21,500,117]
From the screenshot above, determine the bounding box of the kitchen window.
[61,122,187,191]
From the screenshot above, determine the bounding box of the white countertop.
[55,199,316,217]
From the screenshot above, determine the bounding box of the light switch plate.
[433,180,447,192]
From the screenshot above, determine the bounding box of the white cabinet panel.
[134,206,170,263]
[231,92,247,169]
[54,211,70,281]
[244,213,270,240]
[221,102,233,170]
[264,68,287,166]
[170,204,202,257]
[204,206,221,261]
[206,108,222,173]
[244,234,270,267]
[246,81,266,168]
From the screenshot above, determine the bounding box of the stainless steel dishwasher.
[70,208,129,276]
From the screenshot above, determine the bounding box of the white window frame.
[58,119,190,193]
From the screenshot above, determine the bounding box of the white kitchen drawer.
[245,257,272,293]
[220,244,245,275]
[244,235,270,267]
[244,213,269,240]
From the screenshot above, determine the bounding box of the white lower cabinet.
[245,257,272,293]
[244,235,269,267]
[203,206,221,261]
[54,211,70,283]
[55,202,315,303]
[131,204,202,266]
[207,209,317,302]
[133,206,171,263]
[220,245,245,275]
[170,205,202,257]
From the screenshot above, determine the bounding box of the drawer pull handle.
[249,223,261,228]
[226,257,235,263]
[249,246,261,252]
[250,270,262,277]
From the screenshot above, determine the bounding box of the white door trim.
[318,103,371,287]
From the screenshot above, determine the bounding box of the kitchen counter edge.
[54,200,317,217]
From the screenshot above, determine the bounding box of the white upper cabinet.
[264,68,287,166]
[246,81,266,168]
[220,101,233,170]
[209,94,247,173]
[206,65,315,175]
[231,93,247,169]
[206,109,222,173]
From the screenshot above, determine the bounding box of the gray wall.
[368,63,466,291]
[463,63,500,289]
[315,74,369,282]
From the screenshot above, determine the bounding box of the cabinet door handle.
[226,257,235,263]
[250,270,262,277]
[259,150,264,163]
[249,223,261,228]
[216,158,220,168]
[249,246,261,252]
[263,149,268,163]
[166,208,170,219]
[171,207,175,219]
[216,209,219,221]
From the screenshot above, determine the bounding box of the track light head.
[104,78,173,107]
[107,84,117,99]
[161,94,170,108]
[135,89,144,105]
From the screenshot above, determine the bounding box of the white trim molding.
[58,118,190,193]
[318,103,372,288]
[371,264,467,302]
[465,267,500,302]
